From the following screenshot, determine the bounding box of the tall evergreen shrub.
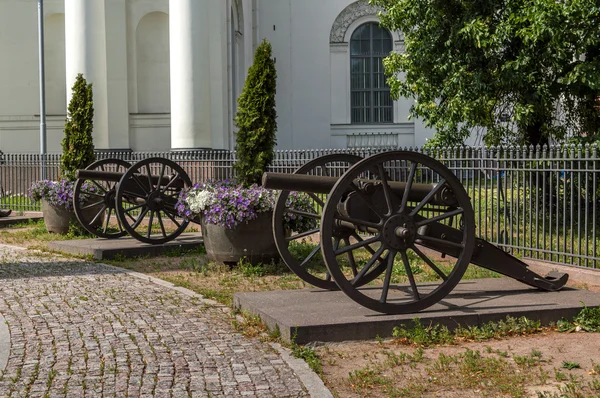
[61,73,95,180]
[234,39,277,187]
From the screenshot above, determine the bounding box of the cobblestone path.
[0,247,308,397]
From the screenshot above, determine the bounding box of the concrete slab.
[48,233,203,260]
[234,278,600,344]
[0,215,43,228]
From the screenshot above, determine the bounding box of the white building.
[0,0,433,153]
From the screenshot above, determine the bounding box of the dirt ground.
[316,276,600,398]
[317,330,600,397]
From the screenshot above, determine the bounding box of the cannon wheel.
[115,157,192,244]
[73,158,132,238]
[321,151,476,314]
[273,154,388,290]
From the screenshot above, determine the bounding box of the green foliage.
[234,40,277,187]
[392,316,542,346]
[558,303,600,332]
[374,0,600,146]
[61,74,95,180]
[290,343,323,375]
[562,361,581,370]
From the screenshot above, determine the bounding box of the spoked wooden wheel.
[115,157,192,244]
[73,158,131,238]
[274,154,387,290]
[321,151,476,314]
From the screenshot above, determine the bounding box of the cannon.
[73,157,193,244]
[263,151,569,314]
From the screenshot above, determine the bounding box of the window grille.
[350,23,393,124]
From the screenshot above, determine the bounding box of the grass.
[391,316,544,347]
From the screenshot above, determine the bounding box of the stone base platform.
[234,278,600,344]
[48,232,204,260]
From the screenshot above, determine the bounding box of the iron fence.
[0,145,598,269]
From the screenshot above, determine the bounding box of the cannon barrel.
[262,172,459,207]
[76,169,185,189]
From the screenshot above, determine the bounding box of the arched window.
[350,23,393,124]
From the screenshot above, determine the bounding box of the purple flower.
[175,179,317,231]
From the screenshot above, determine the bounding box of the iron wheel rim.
[321,151,476,314]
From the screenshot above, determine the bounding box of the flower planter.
[201,211,280,265]
[42,199,104,234]
[42,199,73,234]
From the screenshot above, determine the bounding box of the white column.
[64,0,109,149]
[169,0,212,149]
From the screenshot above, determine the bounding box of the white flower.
[186,190,212,213]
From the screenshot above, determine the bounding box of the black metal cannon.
[73,157,193,244]
[263,151,569,314]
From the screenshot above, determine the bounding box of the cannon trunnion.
[264,151,568,314]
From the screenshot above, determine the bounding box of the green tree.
[234,39,277,187]
[373,0,600,146]
[61,73,95,180]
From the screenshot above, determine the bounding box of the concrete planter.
[42,199,72,234]
[42,199,104,235]
[201,211,280,266]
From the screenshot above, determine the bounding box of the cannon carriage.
[263,151,569,314]
[73,157,193,244]
[73,151,569,315]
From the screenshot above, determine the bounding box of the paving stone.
[0,247,309,397]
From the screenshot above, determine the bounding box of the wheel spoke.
[85,192,106,199]
[307,192,325,207]
[400,162,417,213]
[376,163,394,215]
[157,211,167,238]
[146,210,155,238]
[89,205,107,226]
[156,163,167,191]
[284,208,320,219]
[416,234,465,249]
[349,181,384,220]
[350,232,387,260]
[401,250,421,300]
[416,208,464,228]
[286,228,320,242]
[344,238,358,276]
[409,179,447,216]
[411,244,448,281]
[124,203,146,213]
[300,243,321,268]
[163,208,182,228]
[102,207,112,234]
[162,172,181,192]
[351,246,386,286]
[380,250,397,303]
[145,164,154,193]
[132,174,150,195]
[334,235,380,256]
[131,207,149,230]
[81,200,104,210]
[90,180,108,194]
[122,190,146,200]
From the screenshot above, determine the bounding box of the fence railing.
[1,145,598,269]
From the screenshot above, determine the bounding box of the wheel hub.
[147,191,165,211]
[104,189,116,208]
[382,214,416,250]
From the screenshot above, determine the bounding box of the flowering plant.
[29,179,96,211]
[176,180,317,231]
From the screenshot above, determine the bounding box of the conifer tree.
[234,39,277,187]
[61,74,95,180]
